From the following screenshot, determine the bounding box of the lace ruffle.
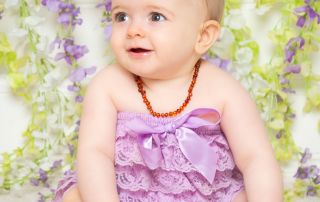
[52,170,77,202]
[117,180,244,202]
[116,165,243,196]
[115,131,236,173]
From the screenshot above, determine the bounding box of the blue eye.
[114,12,129,22]
[150,12,166,22]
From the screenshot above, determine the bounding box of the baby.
[53,0,283,201]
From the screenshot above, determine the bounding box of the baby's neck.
[139,70,194,94]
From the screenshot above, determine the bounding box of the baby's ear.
[195,20,221,55]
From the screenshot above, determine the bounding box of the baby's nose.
[127,21,145,39]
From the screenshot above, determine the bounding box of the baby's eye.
[150,12,166,22]
[114,12,129,22]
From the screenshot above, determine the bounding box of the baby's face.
[110,0,208,79]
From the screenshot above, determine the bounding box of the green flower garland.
[0,0,84,200]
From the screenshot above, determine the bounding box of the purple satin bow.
[126,108,221,184]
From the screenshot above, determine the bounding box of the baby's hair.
[205,0,225,22]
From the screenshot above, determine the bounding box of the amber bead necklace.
[135,60,201,118]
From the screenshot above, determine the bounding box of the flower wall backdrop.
[0,0,319,201]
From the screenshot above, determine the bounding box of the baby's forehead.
[111,0,207,12]
[111,0,205,6]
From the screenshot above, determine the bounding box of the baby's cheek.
[110,36,121,54]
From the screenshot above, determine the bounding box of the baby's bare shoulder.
[92,64,132,86]
[87,64,138,111]
[200,61,248,102]
[87,64,134,96]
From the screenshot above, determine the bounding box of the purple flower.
[97,1,113,38]
[300,148,312,164]
[37,192,46,202]
[30,178,40,186]
[68,143,75,156]
[294,165,320,180]
[55,39,89,65]
[289,113,296,119]
[50,160,62,170]
[284,64,301,74]
[69,66,97,82]
[39,169,48,183]
[285,37,305,63]
[294,166,311,179]
[49,37,62,53]
[309,165,320,177]
[314,175,320,184]
[296,15,307,27]
[280,75,289,85]
[203,55,230,70]
[67,85,80,92]
[276,132,282,139]
[75,95,84,103]
[282,88,296,94]
[42,0,83,28]
[58,3,82,27]
[97,0,112,12]
[42,0,60,12]
[69,68,86,82]
[295,1,320,28]
[306,185,317,196]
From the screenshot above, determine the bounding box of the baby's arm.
[76,68,119,202]
[220,77,283,201]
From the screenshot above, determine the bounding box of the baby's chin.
[115,61,157,77]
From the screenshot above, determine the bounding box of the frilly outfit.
[53,108,244,202]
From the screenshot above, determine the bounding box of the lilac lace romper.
[53,108,244,202]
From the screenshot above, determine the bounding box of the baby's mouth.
[129,48,152,53]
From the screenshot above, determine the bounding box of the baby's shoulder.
[86,64,138,111]
[92,63,132,84]
[200,61,250,104]
[88,63,134,92]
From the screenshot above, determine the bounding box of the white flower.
[11,183,23,191]
[255,5,271,15]
[236,47,253,64]
[233,62,252,77]
[9,28,28,37]
[44,66,68,87]
[34,138,45,148]
[252,74,268,88]
[8,29,29,53]
[15,167,30,179]
[24,16,45,26]
[23,160,38,169]
[224,9,246,30]
[36,34,49,52]
[23,64,38,79]
[38,105,45,111]
[212,28,235,58]
[39,157,55,170]
[64,124,77,136]
[36,93,45,103]
[33,131,45,138]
